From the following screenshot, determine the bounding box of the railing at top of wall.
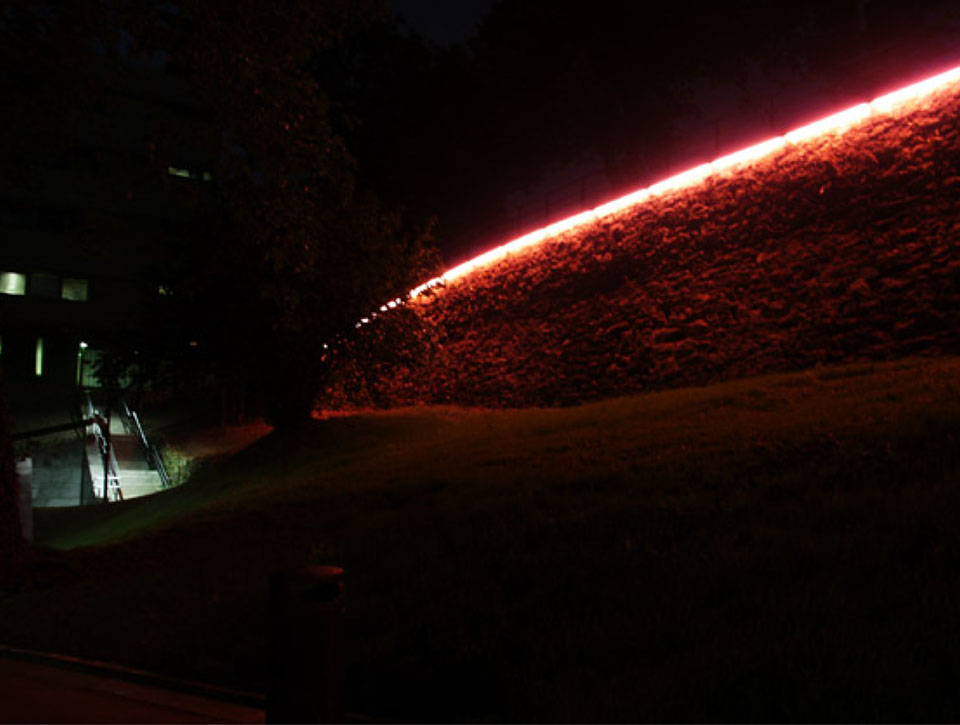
[397,64,960,304]
[448,41,960,271]
[343,60,960,344]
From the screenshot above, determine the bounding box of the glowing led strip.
[355,63,960,328]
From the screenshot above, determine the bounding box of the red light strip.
[400,63,960,303]
[346,63,960,335]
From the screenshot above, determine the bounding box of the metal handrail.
[106,443,122,501]
[121,400,145,446]
[150,442,171,488]
[89,416,122,502]
[121,399,172,488]
[11,418,95,441]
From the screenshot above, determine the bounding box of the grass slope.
[3,356,960,721]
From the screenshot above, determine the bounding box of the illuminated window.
[168,166,213,181]
[30,272,59,298]
[0,272,26,295]
[61,277,89,301]
[35,337,43,377]
[78,346,102,388]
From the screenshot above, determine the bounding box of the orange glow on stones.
[783,103,872,144]
[398,63,960,304]
[869,65,960,113]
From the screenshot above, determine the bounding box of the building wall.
[0,55,214,391]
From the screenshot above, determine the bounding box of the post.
[104,409,111,502]
[15,455,33,544]
[93,411,111,502]
[267,565,344,724]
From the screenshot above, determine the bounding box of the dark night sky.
[393,0,497,45]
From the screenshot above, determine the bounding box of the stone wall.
[324,82,960,410]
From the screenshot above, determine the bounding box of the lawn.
[3,355,960,721]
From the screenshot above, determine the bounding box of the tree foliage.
[0,372,24,573]
[465,0,960,189]
[102,1,440,425]
[310,0,960,262]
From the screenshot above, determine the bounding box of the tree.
[0,372,24,577]
[359,0,960,262]
[308,17,477,248]
[120,1,439,426]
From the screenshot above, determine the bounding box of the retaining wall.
[324,80,960,409]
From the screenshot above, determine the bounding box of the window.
[78,346,102,388]
[168,166,213,181]
[0,272,26,295]
[62,278,89,302]
[29,272,60,298]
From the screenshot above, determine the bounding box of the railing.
[10,418,94,442]
[89,416,122,502]
[121,399,171,488]
[446,41,960,265]
[82,393,95,424]
[122,400,147,447]
[149,441,171,488]
[106,443,122,501]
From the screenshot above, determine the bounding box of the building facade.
[0,53,214,390]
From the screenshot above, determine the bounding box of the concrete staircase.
[84,415,164,502]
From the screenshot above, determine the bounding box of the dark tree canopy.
[3,0,959,424]
[463,0,960,205]
[0,373,24,573]
[49,1,442,426]
[309,0,960,261]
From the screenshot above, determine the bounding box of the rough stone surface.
[324,82,960,410]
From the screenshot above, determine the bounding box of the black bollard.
[267,565,344,724]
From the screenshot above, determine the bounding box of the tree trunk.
[0,372,26,581]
